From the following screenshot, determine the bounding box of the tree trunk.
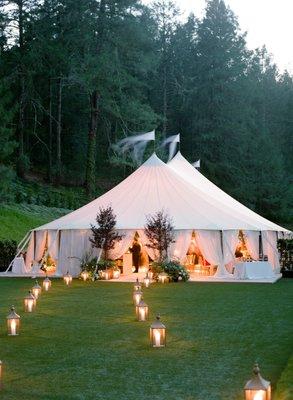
[16,0,26,178]
[56,77,62,184]
[47,78,53,182]
[85,90,99,198]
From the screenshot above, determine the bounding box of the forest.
[0,0,292,225]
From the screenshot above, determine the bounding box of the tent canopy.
[168,152,287,232]
[35,153,288,232]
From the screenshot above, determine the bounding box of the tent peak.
[142,153,165,167]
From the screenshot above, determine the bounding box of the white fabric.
[108,230,136,259]
[12,256,26,274]
[223,230,239,264]
[25,232,35,271]
[223,230,239,273]
[35,154,288,232]
[47,230,59,262]
[137,229,158,261]
[161,134,180,161]
[35,230,47,262]
[169,230,193,263]
[195,230,231,277]
[58,230,93,276]
[262,231,280,273]
[234,261,274,279]
[244,230,259,260]
[168,152,287,232]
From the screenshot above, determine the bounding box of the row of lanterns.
[132,278,271,398]
[7,276,52,336]
[2,272,272,398]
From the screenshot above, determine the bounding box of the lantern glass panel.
[150,328,166,347]
[24,291,36,312]
[245,389,270,400]
[43,277,51,291]
[133,290,142,306]
[7,307,20,336]
[32,281,42,299]
[136,301,149,321]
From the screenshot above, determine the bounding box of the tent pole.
[5,231,31,272]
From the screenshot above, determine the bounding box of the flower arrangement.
[152,260,190,282]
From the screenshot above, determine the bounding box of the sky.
[143,0,293,73]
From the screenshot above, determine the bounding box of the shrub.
[0,239,17,271]
[152,260,190,282]
[96,259,115,271]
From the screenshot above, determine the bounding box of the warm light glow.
[139,307,146,321]
[154,329,161,347]
[64,272,72,285]
[81,271,89,281]
[158,274,168,283]
[133,291,142,306]
[144,276,150,288]
[253,391,266,400]
[10,320,17,336]
[32,283,41,299]
[104,271,110,280]
[24,298,34,312]
[43,277,51,291]
[113,270,120,279]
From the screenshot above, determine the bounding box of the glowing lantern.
[244,363,271,400]
[158,272,169,283]
[24,290,36,312]
[133,288,143,306]
[136,299,149,321]
[64,271,72,285]
[43,276,51,291]
[134,278,141,291]
[32,280,42,299]
[81,270,89,281]
[7,306,20,336]
[0,360,2,390]
[143,274,150,288]
[148,271,154,280]
[150,315,166,347]
[113,269,120,279]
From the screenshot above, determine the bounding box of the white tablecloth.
[11,257,26,274]
[234,261,275,280]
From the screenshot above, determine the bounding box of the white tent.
[8,153,289,278]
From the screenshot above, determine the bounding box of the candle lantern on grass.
[133,288,143,306]
[134,278,141,291]
[24,290,36,312]
[150,315,166,347]
[7,306,20,336]
[43,276,51,291]
[64,271,72,285]
[143,274,150,288]
[81,270,89,281]
[32,280,42,299]
[244,363,271,400]
[113,269,120,279]
[158,272,169,283]
[136,300,149,321]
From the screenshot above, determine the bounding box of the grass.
[0,204,70,242]
[0,278,292,400]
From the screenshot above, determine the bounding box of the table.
[234,261,275,280]
[12,256,26,274]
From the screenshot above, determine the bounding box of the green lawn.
[0,279,292,400]
[0,204,70,242]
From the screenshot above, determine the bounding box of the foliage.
[0,0,292,224]
[0,278,292,399]
[0,239,17,271]
[90,206,122,260]
[152,260,190,282]
[96,259,115,271]
[0,203,70,242]
[144,210,175,261]
[278,239,293,276]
